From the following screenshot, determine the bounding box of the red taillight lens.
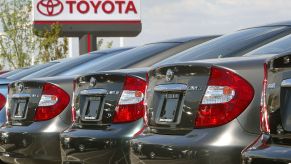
[195,67,254,128]
[71,80,77,122]
[34,83,70,121]
[260,64,270,133]
[5,85,10,121]
[0,93,6,110]
[71,106,76,122]
[113,76,147,123]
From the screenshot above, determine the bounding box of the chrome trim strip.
[154,84,187,92]
[80,89,107,95]
[12,94,31,98]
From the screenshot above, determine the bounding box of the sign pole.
[120,37,124,47]
[87,33,91,54]
[79,34,97,55]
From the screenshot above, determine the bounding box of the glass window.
[0,69,27,78]
[60,43,178,76]
[246,34,291,56]
[22,48,131,79]
[7,62,58,80]
[155,26,290,66]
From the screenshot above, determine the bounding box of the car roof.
[52,47,134,62]
[148,35,220,44]
[260,20,291,27]
[86,47,135,55]
[145,20,291,44]
[242,20,291,31]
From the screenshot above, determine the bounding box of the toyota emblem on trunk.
[166,69,174,82]
[89,77,97,87]
[17,83,24,92]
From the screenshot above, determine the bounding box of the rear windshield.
[0,69,26,78]
[155,26,290,66]
[7,62,58,80]
[59,43,179,76]
[246,34,291,56]
[22,48,131,79]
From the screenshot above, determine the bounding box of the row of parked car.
[0,21,291,164]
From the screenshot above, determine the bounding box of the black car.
[241,44,291,163]
[60,22,291,164]
[129,22,291,164]
[0,36,217,164]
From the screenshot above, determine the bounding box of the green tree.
[97,38,114,50]
[0,0,68,69]
[35,24,68,63]
[0,0,33,69]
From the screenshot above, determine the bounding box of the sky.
[104,0,291,47]
[2,0,291,51]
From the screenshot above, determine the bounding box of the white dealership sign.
[32,0,142,37]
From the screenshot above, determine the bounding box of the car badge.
[284,56,290,64]
[166,69,174,82]
[17,83,24,92]
[89,77,96,87]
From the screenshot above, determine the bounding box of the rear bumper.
[0,131,60,164]
[0,117,70,164]
[60,119,144,164]
[242,134,291,164]
[130,120,258,164]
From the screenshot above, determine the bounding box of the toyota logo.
[166,69,174,82]
[17,83,24,93]
[89,77,97,87]
[37,0,64,16]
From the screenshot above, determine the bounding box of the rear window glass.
[22,48,131,79]
[156,26,289,66]
[0,69,26,78]
[7,62,58,80]
[246,34,291,56]
[60,43,178,76]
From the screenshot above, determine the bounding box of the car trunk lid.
[147,64,212,134]
[74,73,136,128]
[7,81,44,125]
[7,76,74,125]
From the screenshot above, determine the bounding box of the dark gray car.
[0,36,217,164]
[130,22,291,164]
[241,36,291,164]
[0,47,133,128]
[0,63,63,126]
[59,22,291,164]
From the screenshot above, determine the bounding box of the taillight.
[71,79,77,122]
[260,64,270,133]
[71,106,77,122]
[6,85,10,122]
[113,76,147,123]
[195,67,254,128]
[34,83,70,121]
[143,73,149,126]
[0,93,6,110]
